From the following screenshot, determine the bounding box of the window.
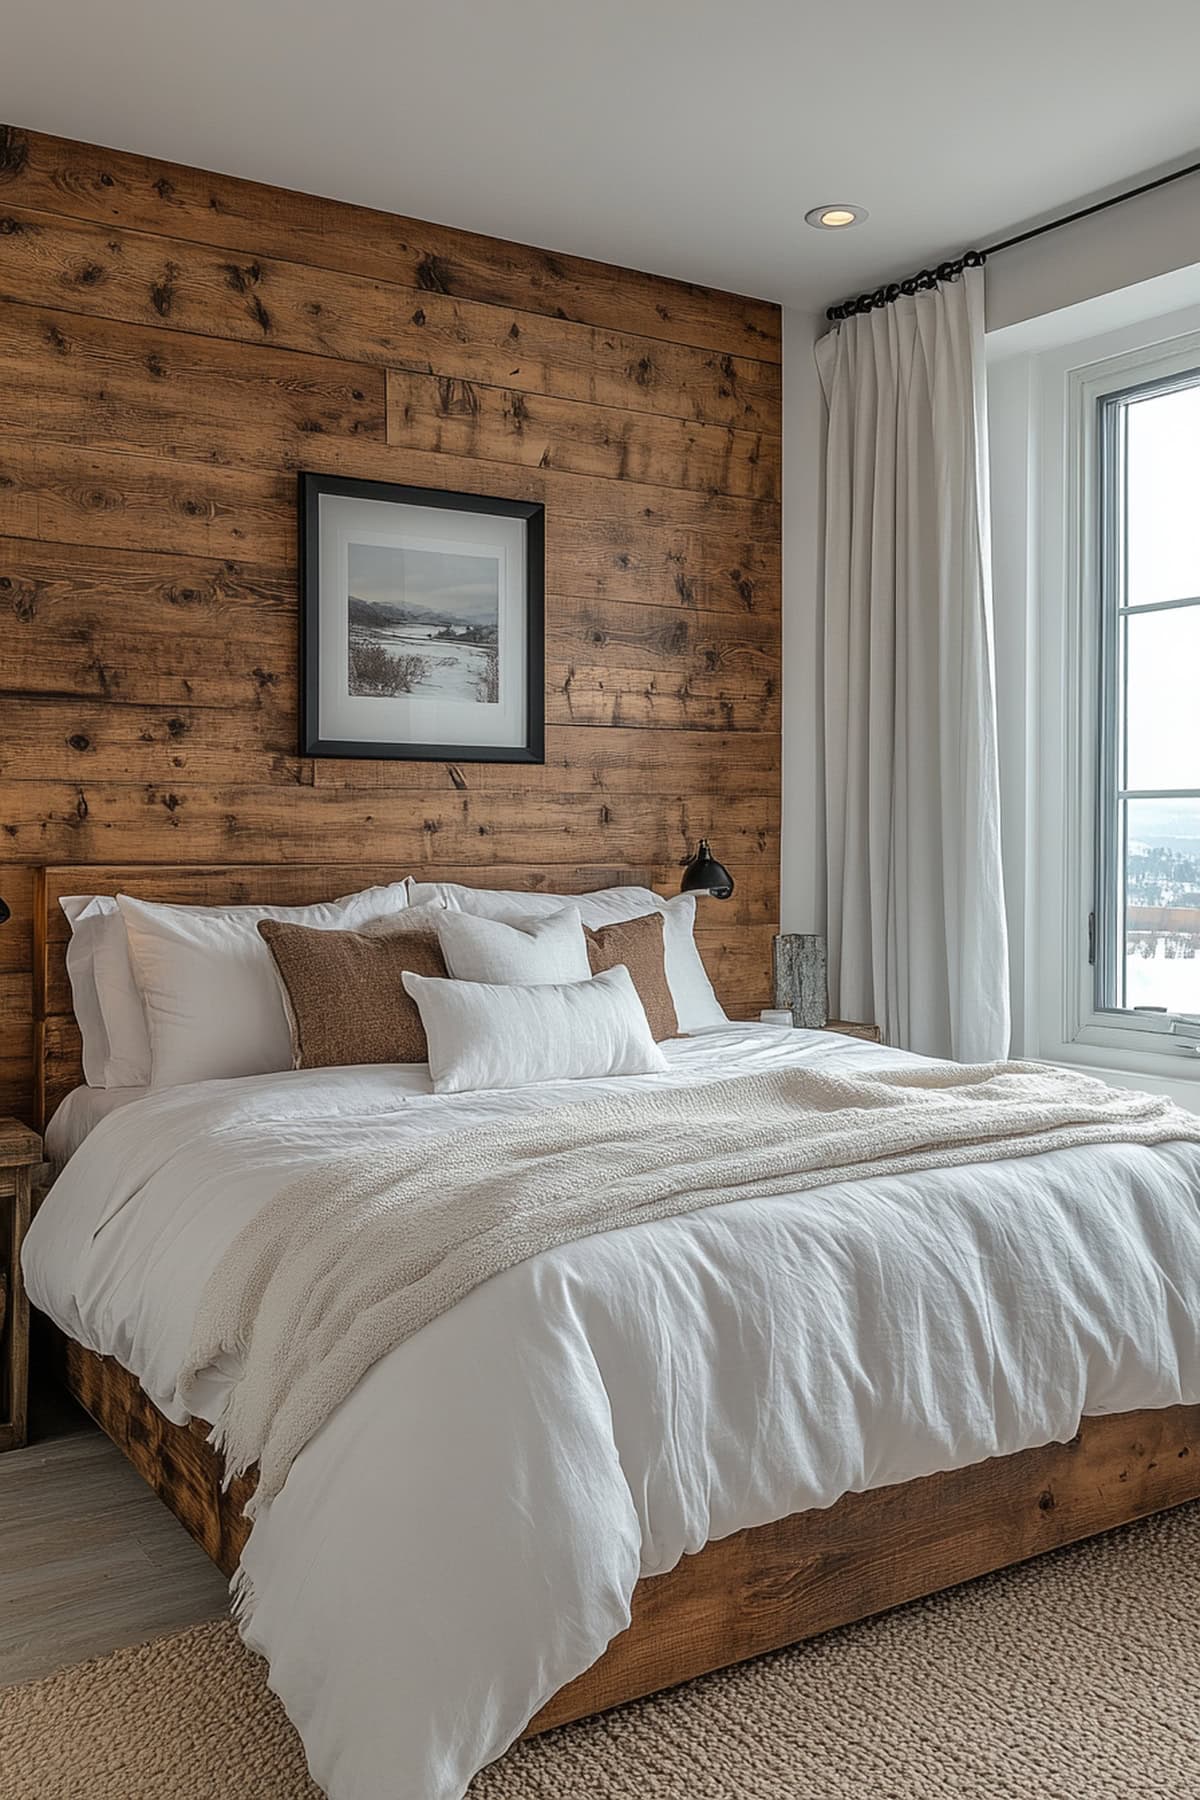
[987,303,1200,1093]
[1095,368,1200,1026]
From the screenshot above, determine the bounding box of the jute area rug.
[4,1500,1200,1800]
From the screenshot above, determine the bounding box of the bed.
[24,861,1200,1800]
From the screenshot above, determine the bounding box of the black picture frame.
[299,472,545,763]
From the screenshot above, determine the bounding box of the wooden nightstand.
[1,1120,42,1452]
[825,1020,883,1043]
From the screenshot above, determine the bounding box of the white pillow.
[357,899,449,936]
[60,896,115,1088]
[407,880,663,929]
[60,896,155,1088]
[658,894,727,1033]
[402,965,668,1093]
[409,880,727,1032]
[436,906,590,986]
[118,883,410,1087]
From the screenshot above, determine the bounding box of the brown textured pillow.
[257,920,448,1067]
[584,913,678,1042]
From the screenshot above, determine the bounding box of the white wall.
[985,168,1200,332]
[780,305,827,933]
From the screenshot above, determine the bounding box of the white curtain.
[816,266,1009,1062]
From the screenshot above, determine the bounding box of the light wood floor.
[0,1384,229,1688]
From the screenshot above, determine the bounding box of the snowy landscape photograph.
[346,542,501,706]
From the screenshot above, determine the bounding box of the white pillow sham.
[60,896,116,1088]
[60,896,156,1089]
[407,880,726,1031]
[435,906,590,986]
[657,893,727,1032]
[402,964,668,1093]
[357,899,448,936]
[407,879,664,927]
[118,882,410,1087]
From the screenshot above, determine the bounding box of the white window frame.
[1041,326,1200,1078]
[1093,365,1200,1022]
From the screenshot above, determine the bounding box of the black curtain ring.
[825,246,986,322]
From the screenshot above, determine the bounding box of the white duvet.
[23,1025,1200,1800]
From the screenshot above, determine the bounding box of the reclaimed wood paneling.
[0,121,781,1118]
[0,430,779,551]
[0,303,386,471]
[0,127,780,359]
[0,206,781,430]
[11,786,779,877]
[0,450,779,614]
[385,369,779,500]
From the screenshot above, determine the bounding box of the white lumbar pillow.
[118,883,410,1087]
[402,964,669,1093]
[436,905,591,986]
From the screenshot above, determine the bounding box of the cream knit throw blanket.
[182,1060,1200,1511]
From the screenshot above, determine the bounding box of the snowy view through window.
[1115,378,1200,1016]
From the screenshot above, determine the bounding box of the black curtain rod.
[825,154,1200,323]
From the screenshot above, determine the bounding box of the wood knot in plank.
[436,376,479,417]
[5,577,40,622]
[150,267,179,316]
[0,126,29,179]
[415,253,452,294]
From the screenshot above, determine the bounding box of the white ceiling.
[5,0,1200,318]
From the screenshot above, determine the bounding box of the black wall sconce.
[679,839,734,901]
[0,898,9,925]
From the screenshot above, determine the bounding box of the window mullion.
[1118,593,1200,617]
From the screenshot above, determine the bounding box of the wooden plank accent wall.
[0,123,782,1121]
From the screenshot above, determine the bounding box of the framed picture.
[299,472,544,762]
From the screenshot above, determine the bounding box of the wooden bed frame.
[32,862,1200,1739]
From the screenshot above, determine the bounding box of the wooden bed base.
[57,1333,1200,1737]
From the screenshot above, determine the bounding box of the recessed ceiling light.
[805,204,868,230]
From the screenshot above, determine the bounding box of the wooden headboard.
[33,860,765,1129]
